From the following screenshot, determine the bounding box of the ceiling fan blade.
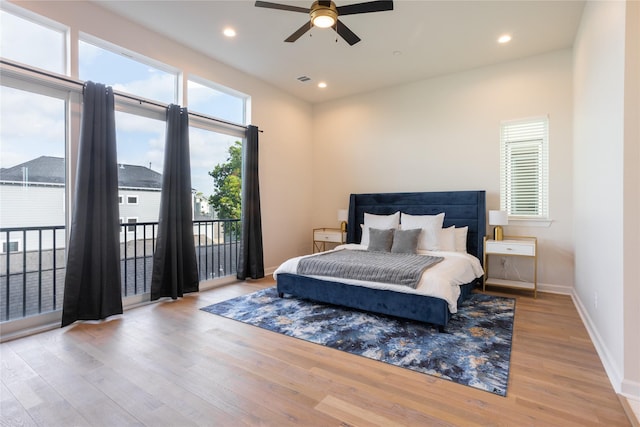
[284,21,312,42]
[337,0,393,16]
[254,1,310,13]
[334,20,361,46]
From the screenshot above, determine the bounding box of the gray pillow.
[367,228,394,252]
[391,228,421,254]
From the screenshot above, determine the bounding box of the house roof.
[0,156,163,189]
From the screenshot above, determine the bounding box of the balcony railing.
[0,219,240,322]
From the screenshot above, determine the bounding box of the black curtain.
[237,125,264,280]
[61,82,122,327]
[150,105,199,300]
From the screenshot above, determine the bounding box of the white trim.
[537,281,573,295]
[0,310,61,343]
[0,3,69,76]
[126,195,138,205]
[79,32,180,79]
[508,218,553,227]
[571,289,627,396]
[621,381,640,402]
[0,276,243,342]
[500,116,550,219]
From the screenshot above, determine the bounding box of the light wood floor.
[1,277,632,426]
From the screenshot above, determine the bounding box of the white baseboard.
[622,380,640,402]
[571,290,640,402]
[537,281,573,295]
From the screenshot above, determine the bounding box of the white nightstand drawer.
[486,240,535,256]
[314,231,342,243]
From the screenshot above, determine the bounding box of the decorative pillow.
[360,211,400,246]
[439,226,456,251]
[367,228,394,252]
[391,228,421,254]
[455,226,468,252]
[400,212,445,250]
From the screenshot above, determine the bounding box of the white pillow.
[360,211,400,246]
[400,212,445,250]
[455,226,468,252]
[439,226,456,251]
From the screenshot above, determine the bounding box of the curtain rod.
[1,59,261,133]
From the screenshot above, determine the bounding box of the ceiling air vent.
[297,76,311,82]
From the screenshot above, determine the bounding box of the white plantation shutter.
[500,117,549,218]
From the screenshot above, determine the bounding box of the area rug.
[201,287,515,396]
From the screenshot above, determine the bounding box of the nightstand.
[483,236,537,298]
[313,228,345,253]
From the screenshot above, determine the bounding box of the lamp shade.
[489,210,509,226]
[337,209,348,222]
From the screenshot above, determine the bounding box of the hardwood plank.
[0,278,632,426]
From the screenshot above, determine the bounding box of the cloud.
[0,86,65,168]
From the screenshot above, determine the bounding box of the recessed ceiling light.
[318,82,327,89]
[498,34,512,44]
[223,27,236,38]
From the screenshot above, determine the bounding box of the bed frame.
[277,190,486,331]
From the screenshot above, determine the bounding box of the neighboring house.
[0,156,164,252]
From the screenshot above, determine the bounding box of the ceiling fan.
[254,0,394,46]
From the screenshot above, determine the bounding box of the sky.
[1,9,246,200]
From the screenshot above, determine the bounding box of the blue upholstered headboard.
[346,191,486,264]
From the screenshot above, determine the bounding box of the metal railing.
[0,219,240,322]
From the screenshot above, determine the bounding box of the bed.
[274,190,486,331]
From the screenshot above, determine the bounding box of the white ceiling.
[93,0,585,104]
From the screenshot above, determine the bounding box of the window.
[1,3,249,326]
[2,241,20,253]
[188,77,247,125]
[79,36,178,104]
[126,217,138,232]
[500,117,549,219]
[189,127,243,221]
[0,84,67,228]
[0,7,66,74]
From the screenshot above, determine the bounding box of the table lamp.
[337,209,348,233]
[489,210,508,241]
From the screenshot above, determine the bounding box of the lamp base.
[493,225,504,241]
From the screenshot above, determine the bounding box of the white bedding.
[273,244,484,313]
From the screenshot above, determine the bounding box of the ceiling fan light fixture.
[310,1,338,28]
[312,14,335,28]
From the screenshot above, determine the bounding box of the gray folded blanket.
[297,249,443,289]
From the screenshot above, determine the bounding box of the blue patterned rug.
[201,287,514,396]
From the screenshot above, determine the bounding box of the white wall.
[622,0,640,400]
[12,0,315,272]
[573,0,640,400]
[312,50,574,289]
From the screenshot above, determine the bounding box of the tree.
[208,141,242,234]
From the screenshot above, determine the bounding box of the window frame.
[79,32,181,106]
[126,195,138,205]
[499,116,550,221]
[0,2,69,75]
[126,217,138,233]
[2,240,20,253]
[187,74,248,126]
[0,3,250,333]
